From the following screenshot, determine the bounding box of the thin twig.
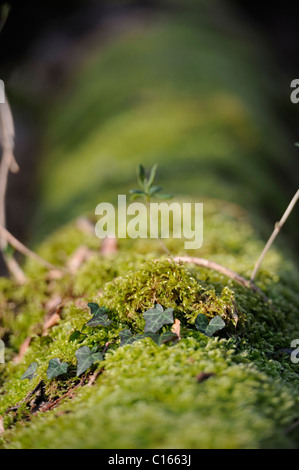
[0,95,25,282]
[171,256,271,303]
[250,189,299,281]
[0,224,61,271]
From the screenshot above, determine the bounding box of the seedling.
[130,164,172,203]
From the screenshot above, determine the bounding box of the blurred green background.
[1,0,299,257]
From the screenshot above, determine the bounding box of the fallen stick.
[171,256,271,303]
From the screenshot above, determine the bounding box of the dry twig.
[250,189,299,281]
[171,256,271,303]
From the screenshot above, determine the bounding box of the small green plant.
[129,164,172,202]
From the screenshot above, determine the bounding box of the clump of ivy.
[20,296,228,384]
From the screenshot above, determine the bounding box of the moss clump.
[99,258,243,332]
[0,193,299,449]
[2,338,299,449]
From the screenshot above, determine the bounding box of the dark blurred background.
[0,0,298,274]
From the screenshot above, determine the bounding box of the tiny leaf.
[195,314,209,334]
[87,303,108,316]
[75,346,103,377]
[20,362,38,381]
[69,330,86,342]
[159,331,178,344]
[143,304,174,334]
[149,185,162,195]
[137,164,146,189]
[119,329,134,346]
[47,358,68,380]
[86,303,112,327]
[147,164,158,188]
[205,316,225,337]
[129,189,145,195]
[154,193,173,199]
[86,314,112,327]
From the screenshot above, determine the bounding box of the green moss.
[2,338,299,449]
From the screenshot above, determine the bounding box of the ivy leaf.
[146,331,178,346]
[119,329,134,346]
[195,314,209,334]
[75,346,103,377]
[69,330,86,342]
[205,316,225,337]
[87,303,108,316]
[119,329,178,347]
[159,331,178,344]
[194,314,225,337]
[86,314,112,327]
[143,304,174,334]
[47,358,69,380]
[86,303,112,327]
[20,362,38,381]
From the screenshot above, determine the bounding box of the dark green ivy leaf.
[146,331,178,346]
[20,362,38,381]
[119,329,135,346]
[86,303,112,327]
[194,314,209,334]
[195,314,225,337]
[205,316,225,337]
[87,303,108,316]
[86,314,112,327]
[143,304,174,334]
[119,329,178,347]
[69,330,86,342]
[75,346,103,377]
[46,358,69,380]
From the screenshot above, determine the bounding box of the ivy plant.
[46,358,69,380]
[194,313,225,337]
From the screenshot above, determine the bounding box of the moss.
[2,338,299,449]
[1,194,299,449]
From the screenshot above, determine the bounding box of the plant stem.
[250,189,299,281]
[146,200,170,256]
